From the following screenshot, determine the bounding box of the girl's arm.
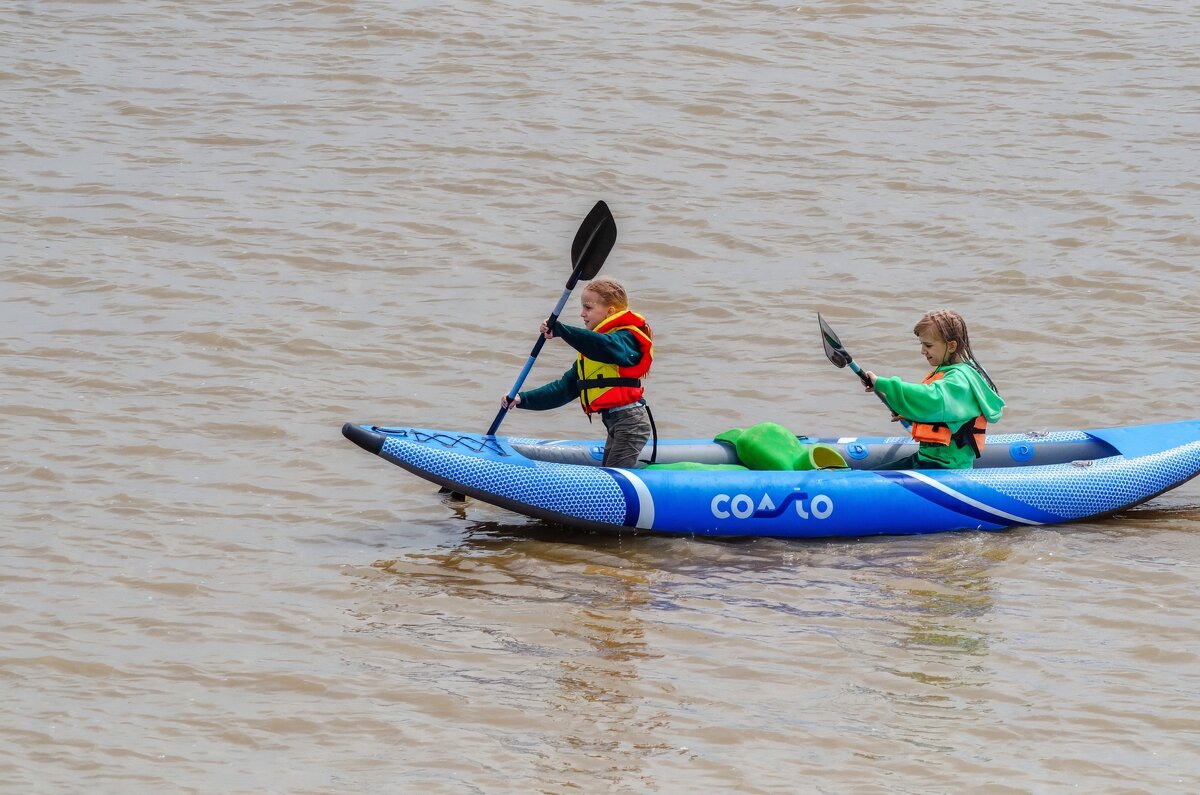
[872,369,979,426]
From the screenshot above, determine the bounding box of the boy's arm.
[552,322,642,366]
[517,366,580,411]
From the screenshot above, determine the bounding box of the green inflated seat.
[645,422,847,471]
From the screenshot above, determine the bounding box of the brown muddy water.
[2,1,1199,792]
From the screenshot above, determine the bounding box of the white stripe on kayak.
[621,470,655,530]
[904,470,1042,526]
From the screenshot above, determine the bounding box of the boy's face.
[918,328,957,367]
[580,291,613,330]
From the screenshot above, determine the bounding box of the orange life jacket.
[907,369,988,458]
[575,310,653,414]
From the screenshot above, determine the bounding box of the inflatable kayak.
[342,419,1200,539]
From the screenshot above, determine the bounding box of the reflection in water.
[467,522,1014,751]
[354,520,676,790]
[831,533,1009,757]
[354,516,1019,777]
[782,534,1004,747]
[881,536,1003,657]
[335,504,1200,790]
[536,560,666,788]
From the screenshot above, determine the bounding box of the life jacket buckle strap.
[577,377,642,389]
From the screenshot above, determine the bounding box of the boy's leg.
[601,406,652,468]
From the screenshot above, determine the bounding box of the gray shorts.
[600,404,652,468]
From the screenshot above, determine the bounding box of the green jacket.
[517,322,644,411]
[873,362,1005,469]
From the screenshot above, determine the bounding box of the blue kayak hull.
[342,420,1200,538]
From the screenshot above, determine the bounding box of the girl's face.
[918,328,958,367]
[580,290,615,330]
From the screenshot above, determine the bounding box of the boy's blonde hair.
[583,278,628,311]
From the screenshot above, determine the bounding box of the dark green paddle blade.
[568,200,617,287]
[818,312,910,428]
[818,312,853,369]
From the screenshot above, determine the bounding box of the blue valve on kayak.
[1009,442,1034,463]
[845,443,869,460]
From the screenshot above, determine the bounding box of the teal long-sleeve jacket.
[517,321,644,411]
[873,362,1005,469]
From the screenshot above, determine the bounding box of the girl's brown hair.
[914,309,998,391]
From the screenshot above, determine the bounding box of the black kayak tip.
[342,422,385,455]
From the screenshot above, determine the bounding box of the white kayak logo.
[711,490,833,521]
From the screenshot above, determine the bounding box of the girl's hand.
[501,394,521,410]
[540,320,556,339]
[863,371,877,392]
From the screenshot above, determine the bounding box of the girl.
[864,309,1004,470]
[501,278,654,468]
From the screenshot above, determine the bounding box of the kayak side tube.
[344,423,643,533]
[342,420,1200,538]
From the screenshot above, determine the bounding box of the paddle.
[485,200,617,437]
[440,201,618,498]
[818,313,911,430]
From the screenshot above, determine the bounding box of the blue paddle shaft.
[486,284,574,436]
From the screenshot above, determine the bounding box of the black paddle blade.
[818,313,852,369]
[569,200,617,285]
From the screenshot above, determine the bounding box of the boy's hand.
[501,394,521,410]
